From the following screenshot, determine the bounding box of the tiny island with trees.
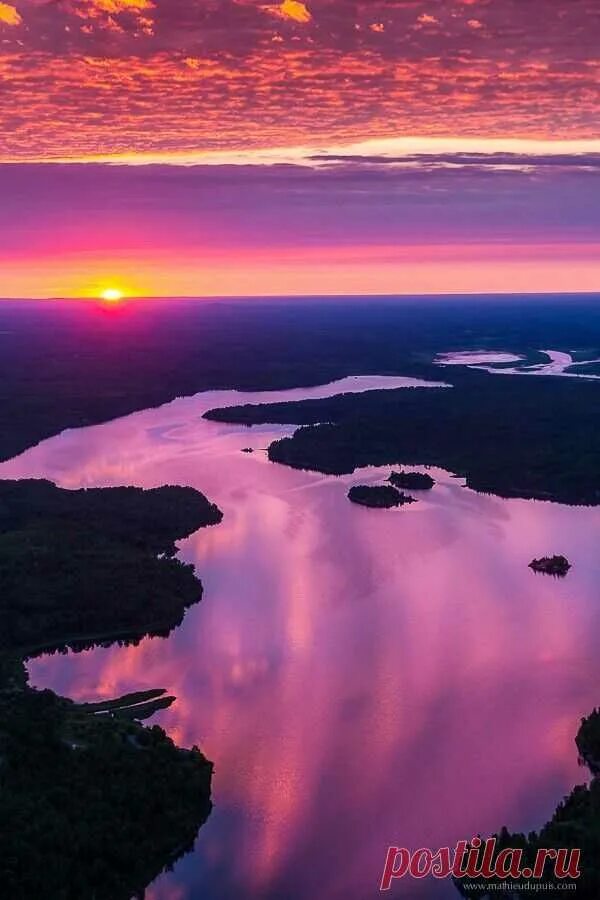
[348,484,416,508]
[529,555,571,577]
[388,470,435,490]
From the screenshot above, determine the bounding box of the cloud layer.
[3,153,599,253]
[2,0,599,158]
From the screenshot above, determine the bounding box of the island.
[0,477,222,899]
[388,470,435,490]
[348,484,416,508]
[529,555,571,577]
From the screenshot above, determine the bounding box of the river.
[1,375,599,900]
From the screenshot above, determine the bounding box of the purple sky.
[1,0,598,296]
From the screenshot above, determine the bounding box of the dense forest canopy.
[1,296,599,461]
[0,478,222,899]
[206,372,600,505]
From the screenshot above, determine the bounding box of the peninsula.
[204,372,600,506]
[0,477,222,899]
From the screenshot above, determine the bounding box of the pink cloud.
[1,0,599,158]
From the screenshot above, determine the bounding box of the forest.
[1,296,600,462]
[206,370,600,505]
[0,479,222,653]
[0,478,221,898]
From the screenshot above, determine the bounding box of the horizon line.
[1,290,600,302]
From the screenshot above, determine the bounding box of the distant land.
[1,295,599,466]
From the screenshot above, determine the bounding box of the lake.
[1,374,599,899]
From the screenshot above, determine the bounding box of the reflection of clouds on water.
[436,348,600,380]
[1,375,600,900]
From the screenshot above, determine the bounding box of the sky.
[1,0,599,297]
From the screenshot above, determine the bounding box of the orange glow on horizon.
[1,242,598,300]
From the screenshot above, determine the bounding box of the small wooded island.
[0,478,222,900]
[388,470,435,490]
[348,484,416,508]
[529,555,571,576]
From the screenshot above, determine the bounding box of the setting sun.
[101,288,123,303]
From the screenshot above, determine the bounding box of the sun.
[100,287,123,303]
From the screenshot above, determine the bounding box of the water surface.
[1,375,599,900]
[436,348,600,380]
